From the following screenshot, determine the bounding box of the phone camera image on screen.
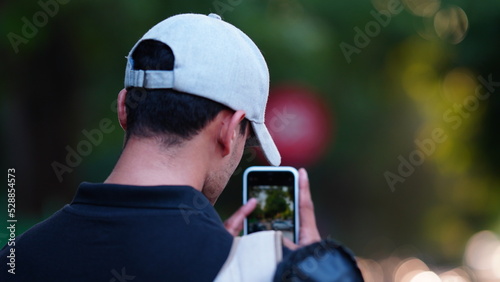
[246,170,296,243]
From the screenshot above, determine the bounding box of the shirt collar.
[71,182,220,220]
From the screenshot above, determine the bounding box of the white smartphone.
[243,166,300,244]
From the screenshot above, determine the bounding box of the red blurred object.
[262,84,334,167]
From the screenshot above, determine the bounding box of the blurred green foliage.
[264,188,290,219]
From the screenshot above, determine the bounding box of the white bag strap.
[214,231,283,282]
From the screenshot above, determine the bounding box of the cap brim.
[251,122,281,166]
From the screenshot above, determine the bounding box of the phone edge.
[242,166,300,244]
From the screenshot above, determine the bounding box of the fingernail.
[300,168,308,180]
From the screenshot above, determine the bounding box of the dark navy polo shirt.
[0,183,234,281]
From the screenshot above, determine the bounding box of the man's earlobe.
[117,89,128,130]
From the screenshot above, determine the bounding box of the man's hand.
[224,198,257,236]
[224,168,321,248]
[283,168,321,250]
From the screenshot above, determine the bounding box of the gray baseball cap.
[124,13,280,166]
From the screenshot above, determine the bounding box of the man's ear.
[218,110,246,157]
[117,89,128,130]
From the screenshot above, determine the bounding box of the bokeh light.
[356,258,384,282]
[434,6,469,44]
[442,68,477,104]
[465,230,500,280]
[402,0,441,17]
[394,257,429,282]
[263,85,334,167]
[410,271,441,282]
[358,230,500,281]
[439,268,471,282]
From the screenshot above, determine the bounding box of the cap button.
[208,13,222,20]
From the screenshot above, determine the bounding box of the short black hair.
[125,39,248,146]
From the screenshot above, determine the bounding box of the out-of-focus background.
[1,0,499,280]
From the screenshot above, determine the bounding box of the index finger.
[224,198,257,236]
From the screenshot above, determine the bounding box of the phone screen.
[245,170,297,243]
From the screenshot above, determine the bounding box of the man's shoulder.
[0,200,234,281]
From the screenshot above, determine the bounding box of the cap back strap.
[125,69,174,89]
